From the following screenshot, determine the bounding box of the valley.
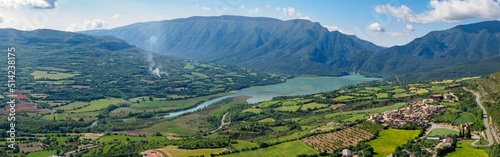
[0,5,500,157]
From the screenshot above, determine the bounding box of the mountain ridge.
[83,15,383,76]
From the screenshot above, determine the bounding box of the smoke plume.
[145,36,167,77]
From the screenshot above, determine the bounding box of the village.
[366,93,457,127]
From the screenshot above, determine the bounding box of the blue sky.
[0,0,498,47]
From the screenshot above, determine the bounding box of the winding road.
[210,112,231,134]
[464,87,493,147]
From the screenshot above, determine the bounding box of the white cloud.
[267,5,270,8]
[406,24,414,31]
[248,8,261,14]
[66,19,106,32]
[111,14,122,19]
[324,25,356,35]
[0,0,56,9]
[282,7,301,16]
[201,7,211,10]
[240,5,246,9]
[299,16,310,20]
[276,7,280,11]
[368,22,385,32]
[375,0,500,24]
[386,32,409,37]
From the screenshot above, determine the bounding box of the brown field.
[19,142,43,152]
[75,133,105,141]
[71,85,91,89]
[302,122,383,153]
[329,104,346,110]
[0,102,54,114]
[48,102,64,106]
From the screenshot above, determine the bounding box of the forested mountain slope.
[83,15,382,76]
[0,28,283,101]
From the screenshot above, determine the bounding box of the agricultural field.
[231,140,259,150]
[300,102,329,111]
[444,140,488,157]
[427,128,459,137]
[98,135,167,144]
[30,70,79,80]
[302,121,384,153]
[156,146,228,157]
[27,150,57,157]
[241,108,262,113]
[376,93,389,99]
[455,112,476,124]
[325,102,407,122]
[68,97,127,113]
[393,93,415,98]
[274,105,300,112]
[367,129,420,157]
[224,140,318,157]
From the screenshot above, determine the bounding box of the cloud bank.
[375,0,500,24]
[0,0,56,9]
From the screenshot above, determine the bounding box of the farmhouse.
[341,149,352,157]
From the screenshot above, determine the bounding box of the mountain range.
[83,16,500,80]
[83,15,382,76]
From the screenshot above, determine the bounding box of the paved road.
[421,122,460,139]
[464,87,493,147]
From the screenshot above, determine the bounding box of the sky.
[0,0,499,47]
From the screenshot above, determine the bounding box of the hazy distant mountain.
[83,15,382,76]
[347,21,500,80]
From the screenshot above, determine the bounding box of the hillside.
[476,70,500,147]
[347,21,500,80]
[0,28,283,101]
[83,15,382,76]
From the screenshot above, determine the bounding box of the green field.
[42,113,67,120]
[365,87,382,91]
[232,140,259,150]
[27,150,56,157]
[444,140,488,157]
[455,112,476,124]
[367,129,421,157]
[257,101,279,108]
[332,96,354,101]
[184,63,195,69]
[282,101,298,106]
[224,140,318,157]
[157,146,227,157]
[427,128,459,137]
[393,93,415,98]
[390,88,405,93]
[36,80,75,85]
[300,102,328,110]
[429,86,446,91]
[98,135,166,144]
[376,93,389,99]
[71,98,127,113]
[274,106,300,112]
[325,102,407,122]
[30,70,79,80]
[242,108,263,113]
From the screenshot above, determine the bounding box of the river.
[162,75,380,118]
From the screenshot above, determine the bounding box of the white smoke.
[145,36,168,77]
[152,68,161,77]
